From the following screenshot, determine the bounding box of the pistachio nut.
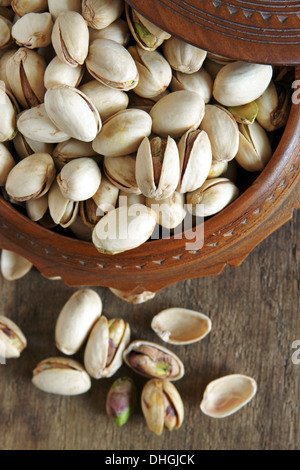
[11,0,48,16]
[55,289,102,355]
[106,377,137,427]
[0,85,17,142]
[256,80,290,132]
[0,249,32,281]
[44,56,84,90]
[151,308,212,345]
[6,47,47,109]
[126,5,171,51]
[128,44,172,99]
[0,16,13,50]
[51,11,89,67]
[0,315,27,359]
[92,175,119,215]
[47,0,82,20]
[0,49,16,93]
[44,85,102,142]
[186,177,239,217]
[48,179,79,227]
[86,38,139,91]
[0,143,15,186]
[199,104,239,162]
[57,157,102,202]
[213,61,273,107]
[17,104,71,143]
[52,139,98,170]
[141,379,184,435]
[150,90,205,139]
[200,374,257,418]
[32,357,91,396]
[146,192,186,230]
[92,204,157,255]
[170,68,213,104]
[12,12,53,49]
[82,0,124,30]
[26,193,48,221]
[13,132,55,159]
[207,160,228,179]
[163,36,207,74]
[84,315,131,379]
[79,80,129,121]
[135,135,180,201]
[235,121,273,172]
[104,154,141,195]
[6,153,55,202]
[177,129,212,193]
[227,101,259,125]
[89,18,130,46]
[109,288,156,304]
[123,340,185,381]
[92,109,152,158]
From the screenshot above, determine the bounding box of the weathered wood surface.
[0,210,299,450]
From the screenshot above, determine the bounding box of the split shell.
[151,308,212,345]
[0,314,27,358]
[200,374,257,418]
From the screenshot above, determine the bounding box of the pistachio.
[44,56,84,90]
[118,191,146,208]
[57,157,102,202]
[80,198,102,228]
[86,38,139,91]
[141,379,184,435]
[150,90,205,139]
[123,340,184,381]
[0,249,32,281]
[48,179,79,227]
[0,16,13,50]
[92,175,119,215]
[55,289,102,355]
[104,154,141,195]
[6,153,55,202]
[84,315,131,379]
[47,0,82,20]
[32,357,91,396]
[256,80,290,132]
[163,36,207,74]
[146,192,186,230]
[82,0,124,30]
[26,194,48,221]
[0,143,15,186]
[13,132,54,159]
[89,18,130,46]
[170,68,213,104]
[106,377,137,427]
[12,12,53,49]
[0,315,27,359]
[203,57,224,80]
[0,85,17,142]
[69,215,93,242]
[0,49,16,93]
[109,288,156,304]
[207,160,228,179]
[200,374,257,418]
[51,11,89,67]
[236,121,273,172]
[52,139,97,170]
[11,0,48,17]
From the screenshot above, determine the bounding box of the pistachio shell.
[126,6,170,51]
[11,0,48,17]
[53,139,98,170]
[163,36,207,74]
[89,18,130,46]
[0,49,16,93]
[0,16,13,50]
[0,85,16,142]
[47,0,82,20]
[104,154,141,195]
[0,143,15,186]
[12,12,53,49]
[256,80,290,132]
[146,192,186,230]
[82,0,124,30]
[207,160,228,179]
[48,179,79,227]
[0,249,32,281]
[170,68,213,104]
[151,308,212,345]
[109,288,156,304]
[236,121,272,172]
[44,56,84,89]
[13,132,54,159]
[0,315,27,358]
[92,175,119,214]
[26,193,48,221]
[57,157,102,202]
[200,374,257,418]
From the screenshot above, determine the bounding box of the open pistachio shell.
[256,80,290,132]
[236,121,273,172]
[82,0,124,30]
[0,315,27,358]
[200,374,257,418]
[0,85,17,142]
[48,179,79,227]
[1,249,32,281]
[0,49,17,94]
[151,308,212,345]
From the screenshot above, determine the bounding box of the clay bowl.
[0,1,299,294]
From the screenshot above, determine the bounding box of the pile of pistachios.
[0,0,291,255]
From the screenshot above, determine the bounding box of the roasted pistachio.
[0,143,15,186]
[109,288,156,304]
[0,315,27,359]
[0,49,16,93]
[11,0,48,16]
[57,157,102,202]
[170,68,213,103]
[13,132,55,159]
[0,85,17,142]
[163,36,207,74]
[0,16,13,50]
[26,194,48,222]
[256,80,290,132]
[104,154,141,195]
[92,175,119,215]
[236,121,273,172]
[48,179,79,227]
[52,139,98,170]
[82,0,124,30]
[44,56,84,90]
[0,249,32,281]
[106,376,137,427]
[146,192,186,230]
[47,0,82,20]
[12,12,53,49]
[89,18,130,46]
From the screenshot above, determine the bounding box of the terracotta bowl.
[0,1,299,294]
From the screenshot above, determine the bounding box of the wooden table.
[0,210,299,451]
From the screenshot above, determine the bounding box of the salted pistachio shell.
[82,0,124,30]
[256,80,290,132]
[55,289,102,355]
[0,16,13,49]
[170,68,213,104]
[0,143,15,186]
[11,0,48,16]
[57,157,102,202]
[32,357,91,395]
[163,36,207,74]
[151,308,211,345]
[92,204,157,255]
[89,18,130,46]
[0,315,27,359]
[186,177,239,217]
[0,249,32,281]
[51,11,89,67]
[104,154,141,195]
[92,175,119,215]
[47,0,82,20]
[141,379,184,435]
[123,340,185,381]
[213,61,273,107]
[200,374,257,418]
[235,121,272,172]
[177,129,212,193]
[84,315,131,379]
[44,56,83,90]
[26,194,48,221]
[92,108,152,157]
[146,192,186,230]
[6,47,46,109]
[109,288,156,304]
[44,85,102,143]
[12,12,53,49]
[6,153,55,202]
[136,136,180,201]
[150,90,205,139]
[17,104,71,144]
[79,80,129,121]
[0,85,16,142]
[48,179,79,227]
[53,139,98,170]
[200,105,239,162]
[13,132,54,159]
[106,376,137,427]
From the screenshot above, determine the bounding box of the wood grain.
[0,210,299,450]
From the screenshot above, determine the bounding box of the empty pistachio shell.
[0,143,15,186]
[1,249,32,281]
[236,121,273,172]
[163,36,207,74]
[44,56,84,89]
[32,357,91,395]
[150,90,205,139]
[200,374,257,418]
[47,0,82,20]
[123,340,185,381]
[109,288,156,304]
[12,12,53,49]
[141,379,184,435]
[0,315,27,359]
[57,157,102,202]
[82,0,124,30]
[151,308,212,345]
[11,0,48,17]
[213,61,273,107]
[106,376,137,427]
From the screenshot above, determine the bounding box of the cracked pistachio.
[89,18,130,46]
[0,315,27,358]
[106,377,137,427]
[0,143,15,186]
[256,80,290,132]
[47,0,82,20]
[170,68,213,104]
[141,379,184,435]
[82,0,124,30]
[0,249,32,281]
[84,315,131,379]
[104,154,141,195]
[146,191,186,230]
[52,139,97,170]
[57,157,102,202]
[163,36,207,74]
[12,12,53,49]
[48,179,79,228]
[44,56,84,90]
[11,0,48,16]
[235,121,273,172]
